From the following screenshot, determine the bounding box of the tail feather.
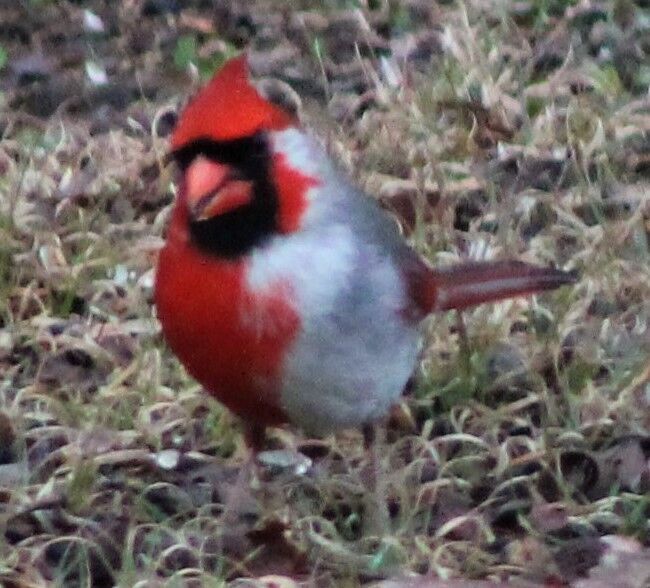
[429,260,577,312]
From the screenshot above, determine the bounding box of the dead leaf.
[591,436,650,496]
[529,502,570,533]
[574,539,650,588]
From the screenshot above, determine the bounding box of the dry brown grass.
[1,0,649,586]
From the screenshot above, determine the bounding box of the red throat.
[171,55,294,148]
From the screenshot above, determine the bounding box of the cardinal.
[155,55,575,449]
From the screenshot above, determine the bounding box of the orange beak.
[184,156,253,221]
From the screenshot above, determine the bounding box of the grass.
[1,0,649,585]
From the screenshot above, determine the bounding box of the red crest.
[171,55,293,149]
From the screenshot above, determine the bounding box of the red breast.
[156,203,294,425]
[155,57,308,426]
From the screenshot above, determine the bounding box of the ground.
[0,0,649,586]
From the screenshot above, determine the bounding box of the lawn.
[0,0,648,586]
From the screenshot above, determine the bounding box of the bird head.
[168,55,317,258]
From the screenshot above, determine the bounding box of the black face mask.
[171,133,279,258]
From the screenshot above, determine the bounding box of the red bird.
[155,56,575,443]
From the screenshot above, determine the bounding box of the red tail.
[407,259,577,316]
[431,260,577,311]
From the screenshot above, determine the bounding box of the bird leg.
[455,310,472,376]
[362,422,390,535]
[244,422,267,454]
[219,423,266,526]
